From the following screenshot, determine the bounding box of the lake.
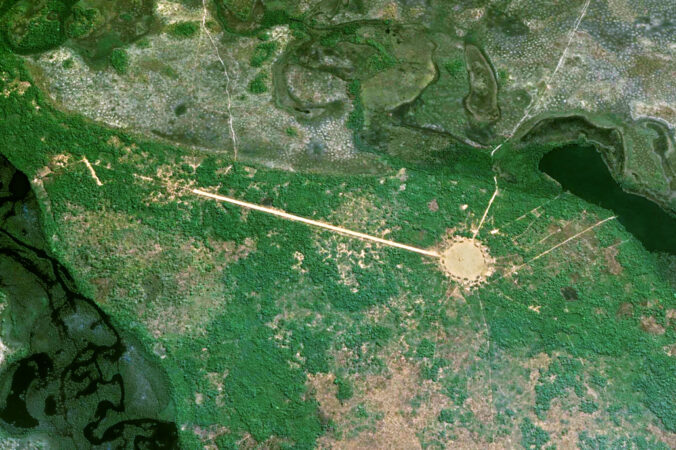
[539,144,676,255]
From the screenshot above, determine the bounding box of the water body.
[539,144,676,254]
[0,155,179,448]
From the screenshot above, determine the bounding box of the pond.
[539,144,676,255]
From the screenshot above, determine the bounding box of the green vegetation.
[534,356,585,418]
[318,23,359,48]
[110,48,129,74]
[438,408,456,424]
[248,71,268,93]
[0,0,154,61]
[135,36,151,48]
[520,418,550,450]
[346,80,364,131]
[2,0,67,53]
[443,375,468,406]
[174,306,323,446]
[365,39,397,73]
[1,38,674,440]
[167,21,199,39]
[65,5,104,39]
[250,41,277,67]
[578,431,670,450]
[444,58,465,80]
[0,155,178,447]
[334,377,354,402]
[464,44,500,122]
[416,338,435,358]
[212,0,306,37]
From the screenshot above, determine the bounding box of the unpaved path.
[192,189,440,258]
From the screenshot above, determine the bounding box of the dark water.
[0,156,179,448]
[539,145,676,254]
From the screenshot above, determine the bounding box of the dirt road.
[192,189,440,258]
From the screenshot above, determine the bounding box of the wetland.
[0,155,178,448]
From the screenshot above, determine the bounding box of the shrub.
[167,21,199,39]
[66,6,103,39]
[3,1,68,53]
[250,41,277,67]
[520,418,550,450]
[334,377,354,402]
[438,408,455,424]
[248,72,268,94]
[346,80,364,131]
[444,58,465,79]
[110,48,129,75]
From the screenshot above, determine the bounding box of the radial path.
[192,189,440,258]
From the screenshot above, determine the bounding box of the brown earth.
[440,238,494,286]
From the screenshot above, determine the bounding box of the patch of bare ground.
[512,352,676,448]
[317,240,382,292]
[664,343,676,358]
[616,302,634,319]
[90,277,113,303]
[603,244,623,275]
[193,422,296,450]
[141,163,196,205]
[314,303,512,449]
[145,294,223,337]
[640,316,665,335]
[304,192,402,292]
[192,424,229,449]
[666,309,676,328]
[439,237,494,288]
[648,424,676,449]
[310,357,450,449]
[1,74,31,97]
[221,433,294,450]
[330,192,395,236]
[535,400,603,448]
[207,236,256,262]
[517,353,603,447]
[538,395,674,449]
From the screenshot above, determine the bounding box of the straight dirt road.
[192,189,440,258]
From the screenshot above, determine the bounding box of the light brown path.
[515,215,617,270]
[192,189,440,258]
[82,157,103,186]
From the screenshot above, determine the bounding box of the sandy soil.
[440,238,493,286]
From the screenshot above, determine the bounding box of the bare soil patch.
[310,358,450,449]
[640,316,665,335]
[440,237,494,287]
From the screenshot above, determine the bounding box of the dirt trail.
[82,157,103,186]
[192,189,440,258]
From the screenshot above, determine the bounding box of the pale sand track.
[192,189,440,258]
[82,157,103,186]
[192,189,614,288]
